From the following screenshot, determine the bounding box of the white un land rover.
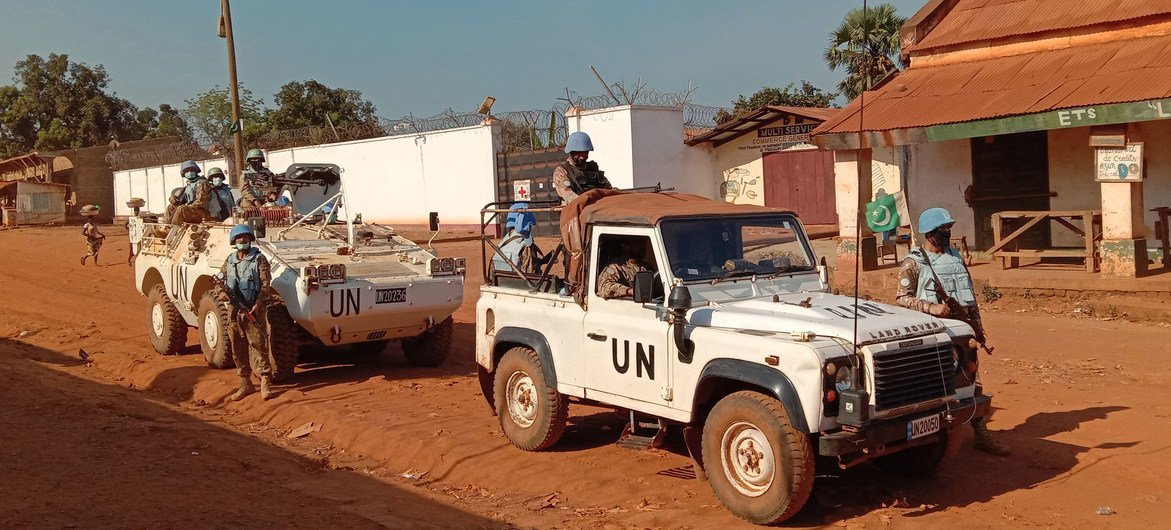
[474,192,991,525]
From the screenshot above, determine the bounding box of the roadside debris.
[287,421,321,439]
[1096,506,1115,516]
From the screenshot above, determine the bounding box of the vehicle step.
[616,411,666,450]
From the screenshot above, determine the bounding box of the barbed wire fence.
[105,141,218,171]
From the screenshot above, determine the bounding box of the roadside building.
[0,180,68,226]
[686,106,840,225]
[813,0,1171,277]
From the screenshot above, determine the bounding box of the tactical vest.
[226,248,263,306]
[493,233,528,272]
[558,160,610,194]
[909,247,976,306]
[182,177,207,204]
[207,186,235,220]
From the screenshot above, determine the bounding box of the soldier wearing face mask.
[164,160,212,224]
[894,207,1009,456]
[205,167,235,222]
[218,224,274,401]
[552,132,612,203]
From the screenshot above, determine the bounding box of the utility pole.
[219,0,244,186]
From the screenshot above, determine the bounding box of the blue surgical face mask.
[235,241,251,251]
[212,177,224,186]
[184,172,201,180]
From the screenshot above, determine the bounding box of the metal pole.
[221,0,245,187]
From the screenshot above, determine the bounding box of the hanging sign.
[512,179,531,200]
[1095,142,1143,182]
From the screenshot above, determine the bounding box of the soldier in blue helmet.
[218,224,275,400]
[895,207,1009,456]
[492,203,548,275]
[552,131,612,203]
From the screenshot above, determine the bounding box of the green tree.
[267,80,377,131]
[183,86,267,151]
[715,81,837,124]
[824,3,907,100]
[137,103,193,140]
[0,53,143,158]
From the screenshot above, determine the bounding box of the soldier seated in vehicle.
[165,160,212,224]
[493,203,548,277]
[596,236,655,300]
[205,167,235,222]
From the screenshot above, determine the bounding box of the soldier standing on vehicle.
[80,216,105,265]
[219,224,275,401]
[493,203,547,275]
[597,238,651,299]
[552,132,612,203]
[242,148,275,187]
[164,160,212,224]
[895,207,1009,456]
[205,167,235,222]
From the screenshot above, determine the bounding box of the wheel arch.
[141,267,165,295]
[692,358,809,433]
[191,274,216,303]
[492,327,557,387]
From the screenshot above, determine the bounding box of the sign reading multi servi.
[739,122,818,153]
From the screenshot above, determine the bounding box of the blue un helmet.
[180,160,201,179]
[229,223,255,243]
[918,207,957,234]
[564,131,594,153]
[506,203,537,243]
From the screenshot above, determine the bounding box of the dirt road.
[2,225,1170,528]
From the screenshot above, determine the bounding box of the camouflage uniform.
[238,182,264,208]
[81,221,104,265]
[241,167,278,208]
[165,179,213,224]
[894,256,984,334]
[552,157,611,203]
[220,249,273,380]
[597,259,649,299]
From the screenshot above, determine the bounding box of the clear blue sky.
[0,0,928,118]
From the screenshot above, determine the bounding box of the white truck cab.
[475,192,990,525]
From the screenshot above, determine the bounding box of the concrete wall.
[114,123,501,226]
[905,139,975,241]
[571,105,716,198]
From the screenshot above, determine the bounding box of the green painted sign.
[925,97,1171,142]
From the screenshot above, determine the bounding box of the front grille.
[872,343,955,410]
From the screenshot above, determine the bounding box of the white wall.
[571,105,716,198]
[113,123,500,226]
[905,139,975,240]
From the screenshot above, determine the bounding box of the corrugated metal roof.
[813,34,1171,137]
[685,105,839,146]
[912,0,1171,52]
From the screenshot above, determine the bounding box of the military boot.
[972,419,1010,456]
[259,376,273,400]
[231,377,256,401]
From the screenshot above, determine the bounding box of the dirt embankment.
[2,225,1170,528]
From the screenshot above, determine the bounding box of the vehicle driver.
[205,167,235,222]
[219,224,275,401]
[164,160,212,224]
[493,203,548,275]
[895,207,1009,456]
[597,238,652,300]
[552,131,612,203]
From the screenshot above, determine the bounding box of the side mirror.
[633,271,655,303]
[818,256,829,287]
[428,211,440,232]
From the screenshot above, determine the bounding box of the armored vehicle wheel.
[266,305,299,382]
[493,346,567,451]
[197,292,234,369]
[351,340,390,356]
[401,317,453,367]
[701,391,814,525]
[147,284,187,355]
[872,428,958,477]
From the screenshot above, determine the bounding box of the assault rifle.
[210,273,269,343]
[920,250,994,355]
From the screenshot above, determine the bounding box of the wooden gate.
[494,147,565,237]
[762,149,837,225]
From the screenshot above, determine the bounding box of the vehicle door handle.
[586,332,607,341]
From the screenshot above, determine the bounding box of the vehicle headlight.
[427,257,456,275]
[822,358,854,416]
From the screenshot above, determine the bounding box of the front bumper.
[818,395,991,460]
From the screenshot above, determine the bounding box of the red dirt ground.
[2,225,1169,528]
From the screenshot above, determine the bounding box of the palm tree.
[824,3,908,100]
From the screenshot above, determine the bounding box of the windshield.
[660,214,815,282]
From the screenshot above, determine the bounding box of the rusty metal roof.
[910,0,1171,52]
[812,33,1171,142]
[685,106,839,146]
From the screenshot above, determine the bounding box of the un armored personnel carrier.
[130,163,465,380]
